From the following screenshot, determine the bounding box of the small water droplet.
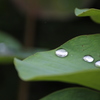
[95,61,100,68]
[83,55,94,62]
[55,49,68,57]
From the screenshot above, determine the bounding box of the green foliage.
[0,4,100,99]
[41,87,100,100]
[14,34,100,90]
[0,31,21,63]
[12,0,93,18]
[75,8,100,23]
[0,31,21,50]
[0,31,47,63]
[39,0,90,13]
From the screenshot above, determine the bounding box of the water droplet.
[83,55,94,62]
[95,61,100,68]
[55,49,68,57]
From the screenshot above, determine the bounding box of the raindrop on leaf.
[95,61,100,68]
[55,49,68,57]
[83,55,94,62]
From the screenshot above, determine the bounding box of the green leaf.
[0,31,22,50]
[17,48,48,58]
[0,31,48,64]
[0,31,21,64]
[14,34,100,90]
[75,8,100,23]
[0,44,47,64]
[41,87,100,100]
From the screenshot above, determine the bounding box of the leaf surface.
[75,8,100,23]
[14,34,100,90]
[41,87,100,100]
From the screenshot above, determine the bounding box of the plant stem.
[17,80,30,100]
[24,15,36,48]
[18,15,36,100]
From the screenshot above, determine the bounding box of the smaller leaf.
[0,31,48,64]
[41,87,100,100]
[0,43,15,64]
[0,31,22,50]
[0,44,47,64]
[75,8,100,23]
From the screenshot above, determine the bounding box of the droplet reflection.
[83,55,94,62]
[95,61,100,68]
[55,49,68,57]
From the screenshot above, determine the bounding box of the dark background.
[0,0,100,100]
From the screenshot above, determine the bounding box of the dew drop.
[83,55,94,62]
[55,49,68,57]
[95,61,100,68]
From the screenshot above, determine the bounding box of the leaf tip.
[75,8,80,16]
[74,8,78,15]
[75,8,89,16]
[14,57,21,66]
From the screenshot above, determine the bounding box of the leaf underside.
[75,8,100,24]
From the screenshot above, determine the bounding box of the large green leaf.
[14,34,100,90]
[41,87,100,100]
[75,8,100,23]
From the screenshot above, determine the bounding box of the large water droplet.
[83,55,94,62]
[55,49,68,57]
[95,61,100,68]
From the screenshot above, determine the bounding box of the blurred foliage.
[0,31,47,64]
[75,8,100,23]
[0,31,21,50]
[12,0,94,18]
[0,0,99,49]
[41,87,100,100]
[0,0,100,100]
